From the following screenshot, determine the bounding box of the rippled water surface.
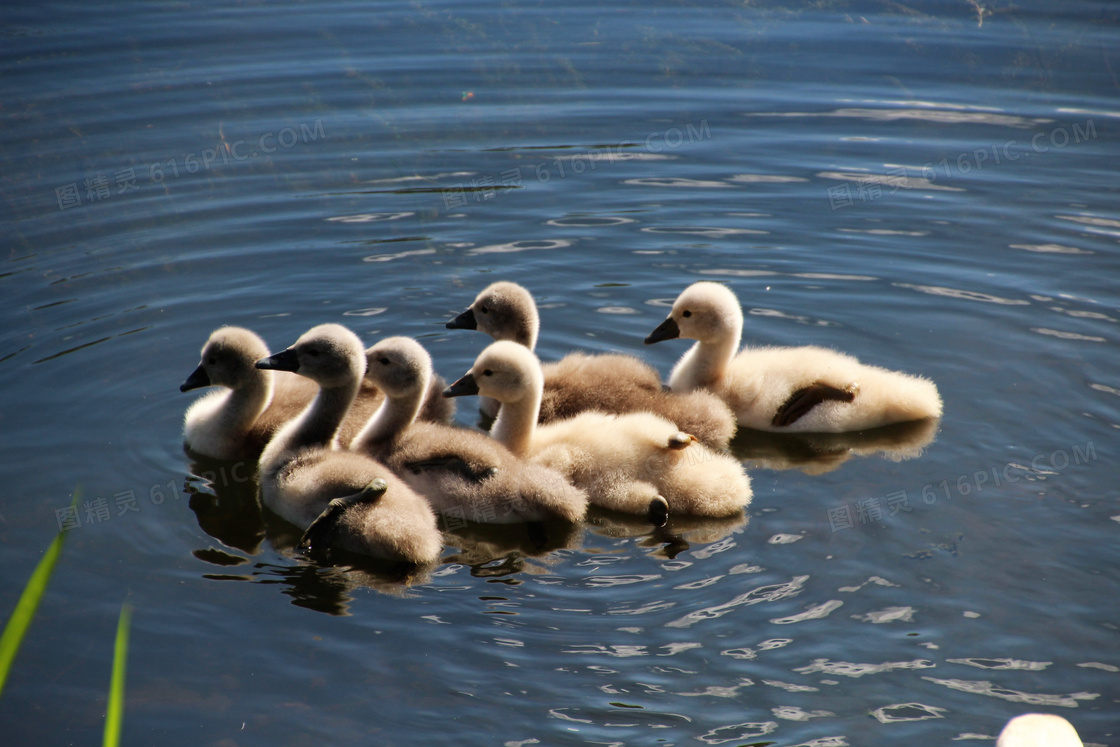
[2,1,1119,744]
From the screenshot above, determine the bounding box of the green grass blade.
[0,490,77,698]
[103,603,132,747]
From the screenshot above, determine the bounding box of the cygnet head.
[996,714,1082,747]
[444,340,542,405]
[255,323,366,388]
[645,281,744,346]
[181,326,271,392]
[446,281,539,349]
[364,336,431,399]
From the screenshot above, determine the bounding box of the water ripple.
[697,721,778,744]
[853,606,916,624]
[728,174,809,184]
[665,575,809,628]
[545,216,635,227]
[772,705,835,721]
[468,239,573,255]
[607,600,676,616]
[947,658,1050,671]
[623,177,732,188]
[771,599,843,625]
[819,170,963,193]
[582,574,662,588]
[640,226,768,237]
[921,677,1098,707]
[563,644,649,657]
[894,283,1030,306]
[1031,327,1107,342]
[363,248,437,263]
[754,105,1050,128]
[795,658,935,678]
[1056,214,1120,238]
[870,702,947,723]
[325,211,413,223]
[1010,242,1093,255]
[342,307,387,317]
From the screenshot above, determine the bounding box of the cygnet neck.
[353,372,429,450]
[222,369,274,434]
[490,386,542,458]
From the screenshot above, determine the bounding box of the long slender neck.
[217,370,274,436]
[670,323,742,391]
[490,386,541,458]
[352,377,426,451]
[263,377,359,471]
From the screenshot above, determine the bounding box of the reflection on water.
[185,453,434,611]
[732,418,940,475]
[187,446,756,603]
[752,105,1052,128]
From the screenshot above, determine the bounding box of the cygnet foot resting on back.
[181,326,452,460]
[445,280,736,448]
[255,324,441,565]
[444,340,752,524]
[645,281,942,433]
[996,714,1082,747]
[351,336,587,525]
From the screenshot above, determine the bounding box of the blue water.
[2,1,1118,744]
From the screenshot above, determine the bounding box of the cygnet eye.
[682,310,692,318]
[206,357,217,366]
[479,306,489,314]
[307,348,320,357]
[378,357,391,365]
[483,369,493,376]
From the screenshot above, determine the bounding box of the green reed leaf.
[0,490,78,698]
[103,603,133,747]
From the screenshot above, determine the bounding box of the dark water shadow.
[442,517,586,581]
[585,506,748,559]
[729,417,940,474]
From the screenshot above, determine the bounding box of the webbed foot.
[667,432,697,450]
[299,478,389,555]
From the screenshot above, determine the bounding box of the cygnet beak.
[255,348,300,372]
[446,308,478,331]
[644,316,680,344]
[443,371,479,398]
[179,364,211,392]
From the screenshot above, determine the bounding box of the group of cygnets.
[180,281,1088,744]
[182,280,943,566]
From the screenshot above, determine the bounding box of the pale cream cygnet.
[646,281,942,432]
[445,340,752,524]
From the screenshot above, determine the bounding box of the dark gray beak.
[443,371,479,398]
[255,348,300,372]
[180,364,211,392]
[446,308,478,331]
[644,317,680,345]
